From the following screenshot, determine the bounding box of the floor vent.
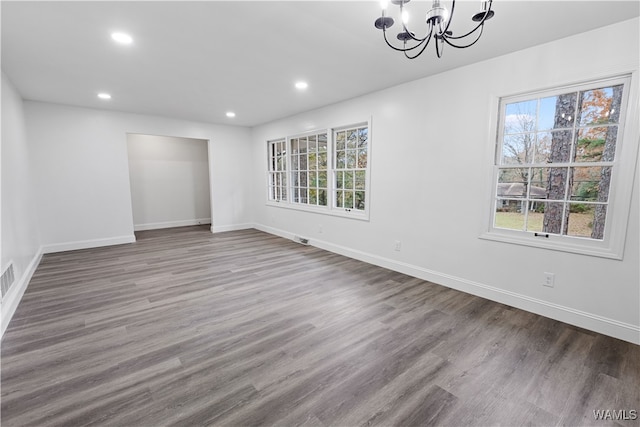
[293,235,310,245]
[1,263,16,299]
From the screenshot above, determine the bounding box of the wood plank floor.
[2,226,639,426]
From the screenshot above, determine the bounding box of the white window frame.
[267,139,288,203]
[480,74,639,260]
[289,131,329,208]
[332,124,370,215]
[265,119,371,220]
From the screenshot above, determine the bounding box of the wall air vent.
[293,235,310,245]
[1,263,16,300]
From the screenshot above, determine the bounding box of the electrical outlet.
[394,240,401,251]
[543,272,555,288]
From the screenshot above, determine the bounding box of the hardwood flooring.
[1,226,638,426]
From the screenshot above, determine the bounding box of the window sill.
[266,200,370,221]
[479,230,623,260]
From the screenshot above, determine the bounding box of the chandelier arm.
[446,0,493,40]
[398,2,432,44]
[404,31,434,59]
[382,29,430,53]
[442,24,484,49]
[441,0,456,36]
[405,20,433,43]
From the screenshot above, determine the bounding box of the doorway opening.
[126,133,211,232]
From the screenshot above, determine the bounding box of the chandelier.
[374,0,495,59]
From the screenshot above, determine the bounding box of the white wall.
[25,102,253,253]
[127,134,211,231]
[250,19,640,343]
[1,72,42,336]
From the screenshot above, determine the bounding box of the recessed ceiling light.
[226,112,236,118]
[98,93,112,100]
[295,81,308,90]
[111,32,133,44]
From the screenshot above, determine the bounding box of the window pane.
[355,171,366,190]
[292,172,299,187]
[541,201,565,235]
[358,148,367,168]
[309,188,317,205]
[525,203,545,233]
[533,132,552,164]
[539,93,577,130]
[299,137,307,154]
[318,134,328,152]
[292,155,298,169]
[336,190,344,208]
[336,131,345,150]
[347,129,357,148]
[300,172,308,187]
[502,134,534,165]
[336,150,345,169]
[355,191,365,210]
[292,138,299,154]
[318,189,327,206]
[309,152,317,170]
[567,204,602,239]
[570,167,611,202]
[344,171,354,189]
[504,100,537,135]
[318,152,327,170]
[336,171,344,189]
[308,135,317,153]
[308,171,317,188]
[575,127,616,162]
[318,171,327,188]
[358,127,368,145]
[347,150,356,168]
[545,130,573,163]
[494,201,525,230]
[498,168,529,199]
[544,167,569,201]
[300,154,308,170]
[344,191,354,209]
[578,85,623,126]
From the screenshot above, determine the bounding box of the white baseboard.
[41,235,136,254]
[1,248,43,338]
[211,223,255,233]
[134,218,211,231]
[254,223,640,345]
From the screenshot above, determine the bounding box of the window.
[291,132,328,207]
[485,75,636,258]
[266,121,370,218]
[334,126,368,211]
[267,139,287,202]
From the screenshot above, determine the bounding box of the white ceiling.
[2,1,638,127]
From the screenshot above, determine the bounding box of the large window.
[291,132,328,207]
[485,75,637,258]
[334,126,368,211]
[266,121,370,218]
